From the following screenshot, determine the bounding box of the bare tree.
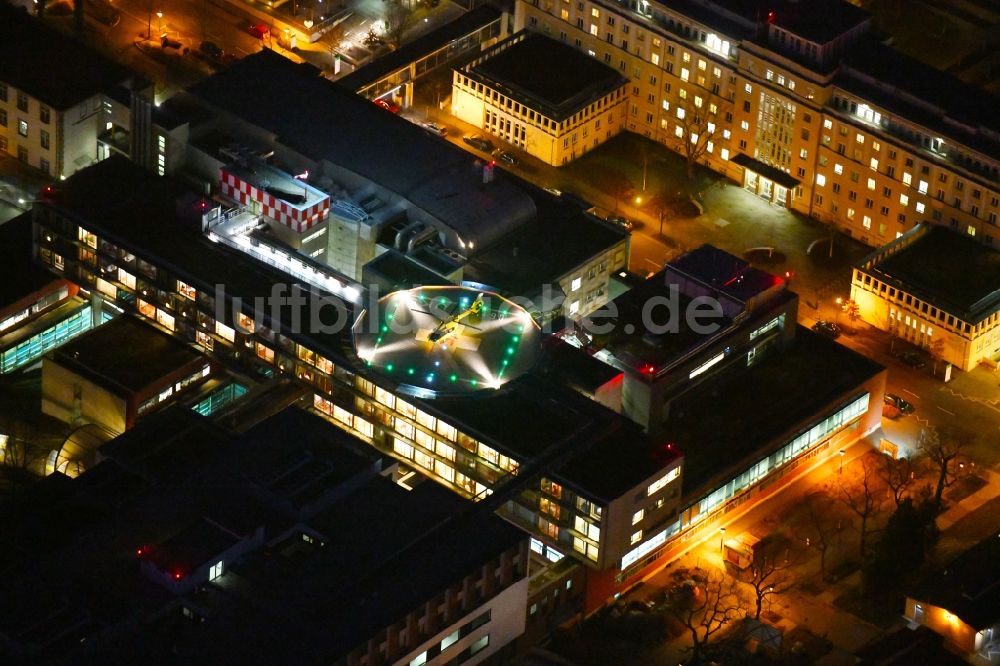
[837,454,884,559]
[802,490,842,582]
[877,454,915,508]
[741,534,796,621]
[844,298,861,332]
[674,93,723,180]
[382,0,413,51]
[917,427,965,513]
[666,571,743,664]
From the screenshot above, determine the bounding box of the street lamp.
[156,11,163,36]
[634,196,643,206]
[719,527,726,553]
[835,297,843,324]
[838,449,845,474]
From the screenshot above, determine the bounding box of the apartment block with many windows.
[513,0,1000,247]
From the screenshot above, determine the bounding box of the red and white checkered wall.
[220,169,330,234]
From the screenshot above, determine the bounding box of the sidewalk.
[937,467,1000,530]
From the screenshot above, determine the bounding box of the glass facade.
[1,305,106,374]
[192,382,248,416]
[621,393,869,570]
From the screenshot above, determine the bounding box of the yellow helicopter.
[427,293,485,344]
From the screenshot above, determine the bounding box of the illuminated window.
[479,442,500,465]
[77,227,97,249]
[415,409,436,430]
[156,309,175,331]
[435,440,456,461]
[375,386,395,409]
[916,202,925,214]
[900,194,909,206]
[435,460,455,482]
[177,280,196,300]
[918,180,928,194]
[674,126,683,138]
[823,119,833,129]
[870,158,879,171]
[834,163,843,175]
[697,59,706,71]
[209,561,224,581]
[855,133,865,144]
[744,83,751,94]
[569,300,579,314]
[137,299,155,319]
[632,509,644,525]
[590,7,599,16]
[196,330,213,350]
[117,268,136,290]
[902,172,912,186]
[680,68,689,82]
[236,312,255,333]
[571,277,582,291]
[740,120,749,131]
[393,438,414,459]
[720,148,729,160]
[863,215,872,229]
[215,321,235,343]
[815,174,826,187]
[631,531,642,545]
[867,178,876,191]
[647,467,680,495]
[682,51,691,63]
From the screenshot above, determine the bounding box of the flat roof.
[909,533,1000,630]
[534,336,623,394]
[554,421,679,502]
[148,518,239,574]
[840,41,1000,153]
[730,153,800,189]
[0,4,133,110]
[668,327,883,499]
[187,49,535,251]
[463,200,627,296]
[50,316,206,395]
[858,224,1000,323]
[362,249,453,291]
[467,32,628,121]
[668,244,785,302]
[584,273,736,373]
[336,5,502,90]
[768,0,869,43]
[0,212,61,310]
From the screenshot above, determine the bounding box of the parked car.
[893,349,927,368]
[811,320,842,339]
[200,41,223,58]
[373,98,400,114]
[421,122,447,137]
[494,150,517,165]
[249,23,270,39]
[606,214,635,232]
[160,35,183,50]
[883,392,915,414]
[463,135,494,152]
